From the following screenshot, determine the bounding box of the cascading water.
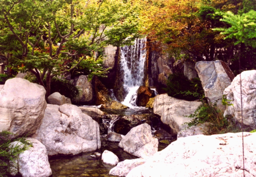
[120,38,147,108]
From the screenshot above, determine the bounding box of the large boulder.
[153,94,202,134]
[136,86,154,106]
[195,60,234,111]
[126,132,256,177]
[73,75,94,104]
[119,123,158,158]
[224,70,256,129]
[48,92,71,105]
[0,78,46,139]
[33,104,101,156]
[9,138,52,177]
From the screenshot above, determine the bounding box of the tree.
[0,0,139,97]
[213,10,256,70]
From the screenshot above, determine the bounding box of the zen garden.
[1,0,256,176]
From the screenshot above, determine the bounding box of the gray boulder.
[0,78,46,139]
[9,138,52,177]
[103,45,117,69]
[73,75,94,104]
[195,60,234,111]
[119,123,158,158]
[224,70,256,129]
[127,132,256,177]
[153,94,202,134]
[48,92,71,105]
[33,104,101,156]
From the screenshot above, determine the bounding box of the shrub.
[187,101,238,135]
[164,73,204,101]
[0,131,31,177]
[0,74,9,84]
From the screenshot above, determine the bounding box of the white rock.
[153,94,202,134]
[33,104,101,155]
[109,158,146,176]
[48,92,71,105]
[0,78,46,139]
[9,138,52,177]
[224,70,256,129]
[126,132,256,177]
[119,123,158,158]
[102,150,119,166]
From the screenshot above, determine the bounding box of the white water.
[120,38,147,108]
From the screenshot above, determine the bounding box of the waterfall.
[120,38,147,108]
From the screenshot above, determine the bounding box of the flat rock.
[127,132,256,177]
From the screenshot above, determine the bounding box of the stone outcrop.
[153,94,202,134]
[72,75,94,104]
[33,104,101,156]
[195,60,234,111]
[119,123,158,158]
[9,138,52,177]
[124,132,256,177]
[145,97,155,108]
[48,92,71,105]
[224,70,256,129]
[0,78,46,139]
[136,86,154,106]
[101,150,119,166]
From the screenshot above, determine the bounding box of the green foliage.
[0,74,8,84]
[250,129,256,133]
[0,131,31,177]
[214,10,256,48]
[188,102,237,135]
[164,73,204,101]
[70,56,109,80]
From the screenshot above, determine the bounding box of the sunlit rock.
[0,78,46,139]
[153,94,202,134]
[33,104,101,155]
[224,70,256,129]
[9,138,52,177]
[119,123,158,158]
[102,150,119,166]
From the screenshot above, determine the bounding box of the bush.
[188,101,238,135]
[0,131,31,177]
[164,73,204,101]
[0,74,9,84]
